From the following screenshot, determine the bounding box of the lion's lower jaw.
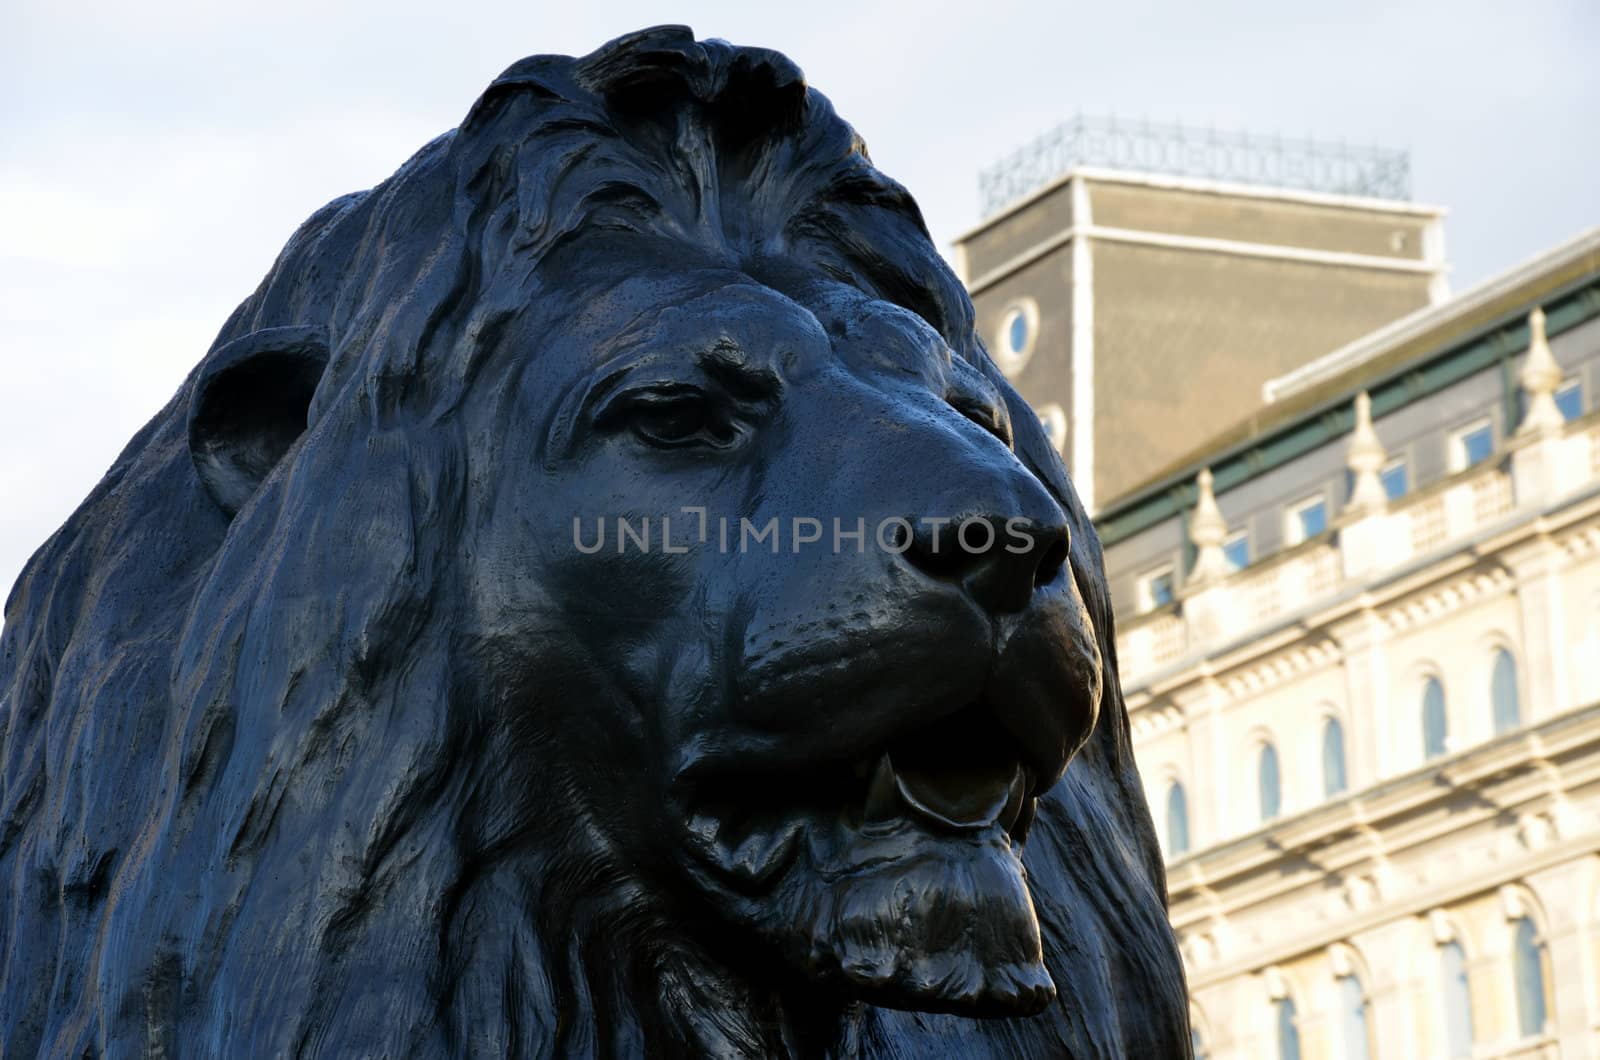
[783,822,1055,1019]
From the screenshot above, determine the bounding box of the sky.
[2,0,1597,600]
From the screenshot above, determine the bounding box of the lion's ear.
[187,325,330,517]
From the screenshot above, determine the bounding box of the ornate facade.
[1107,229,1600,1058]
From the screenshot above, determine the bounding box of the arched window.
[1512,916,1550,1037]
[1322,716,1348,798]
[1492,650,1521,734]
[1259,742,1282,822]
[1439,940,1474,1058]
[1336,974,1372,1060]
[1166,781,1190,856]
[1423,677,1448,759]
[1275,996,1302,1060]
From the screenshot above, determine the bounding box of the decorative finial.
[1346,391,1388,514]
[1518,306,1564,437]
[1188,468,1231,585]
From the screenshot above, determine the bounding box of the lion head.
[0,27,1188,1058]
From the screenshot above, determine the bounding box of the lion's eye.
[618,390,739,449]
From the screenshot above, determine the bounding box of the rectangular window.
[1556,379,1582,422]
[1139,566,1175,612]
[1223,530,1250,572]
[1286,495,1328,545]
[1451,420,1494,471]
[1380,458,1409,501]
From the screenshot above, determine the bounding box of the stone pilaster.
[1501,536,1570,724]
[1331,609,1390,788]
[1174,675,1228,855]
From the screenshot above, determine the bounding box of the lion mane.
[0,26,1188,1058]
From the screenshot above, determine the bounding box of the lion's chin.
[684,796,1054,1016]
[789,817,1055,1017]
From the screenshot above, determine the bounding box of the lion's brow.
[699,342,783,400]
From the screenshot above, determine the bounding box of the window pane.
[1297,500,1328,540]
[1513,917,1549,1037]
[1276,997,1302,1060]
[1381,460,1409,500]
[1492,650,1520,734]
[1223,533,1249,572]
[1148,572,1174,608]
[1259,743,1282,821]
[1441,941,1474,1058]
[1192,1027,1208,1060]
[1322,717,1348,798]
[1423,678,1448,759]
[1461,425,1493,468]
[1337,975,1371,1060]
[1166,781,1190,855]
[1555,381,1582,422]
[1007,311,1028,354]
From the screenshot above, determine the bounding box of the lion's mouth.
[675,701,1054,1017]
[857,702,1036,840]
[682,701,1040,888]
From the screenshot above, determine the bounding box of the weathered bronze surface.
[0,26,1189,1057]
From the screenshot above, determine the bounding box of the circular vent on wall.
[1037,402,1067,454]
[992,298,1040,378]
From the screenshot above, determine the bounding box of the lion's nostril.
[899,518,972,581]
[897,515,1069,614]
[1034,538,1067,590]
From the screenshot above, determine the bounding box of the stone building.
[1106,224,1600,1059]
[953,116,1446,512]
[959,118,1600,1058]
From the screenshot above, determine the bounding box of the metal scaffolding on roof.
[978,115,1411,217]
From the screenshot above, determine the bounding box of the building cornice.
[963,221,1440,298]
[953,165,1446,248]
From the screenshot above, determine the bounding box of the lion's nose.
[899,514,1069,614]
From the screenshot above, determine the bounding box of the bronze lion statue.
[0,26,1189,1058]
